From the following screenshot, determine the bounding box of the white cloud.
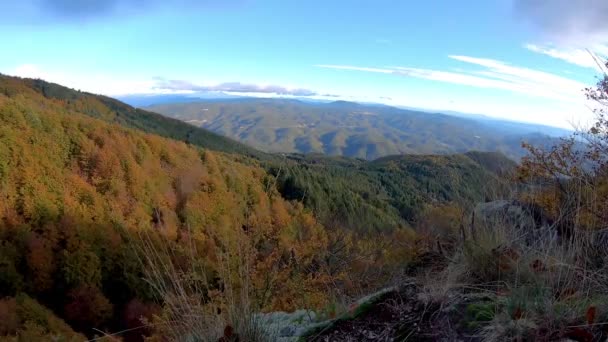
[153,78,318,96]
[12,64,49,79]
[449,55,587,100]
[9,64,157,95]
[525,44,595,68]
[524,44,607,71]
[7,64,330,99]
[318,56,587,103]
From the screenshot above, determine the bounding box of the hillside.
[146,98,557,160]
[0,74,264,159]
[0,75,344,338]
[266,152,515,232]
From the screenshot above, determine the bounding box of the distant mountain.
[118,94,202,107]
[118,92,242,107]
[146,98,562,160]
[435,110,572,137]
[126,94,572,138]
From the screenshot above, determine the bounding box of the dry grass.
[423,197,608,341]
[135,229,276,342]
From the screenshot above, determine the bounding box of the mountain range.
[142,97,567,161]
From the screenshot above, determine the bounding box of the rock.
[279,325,297,337]
[255,309,320,341]
[475,200,532,228]
[255,287,403,341]
[473,200,556,245]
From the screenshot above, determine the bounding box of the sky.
[1,0,607,129]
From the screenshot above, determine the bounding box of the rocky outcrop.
[256,309,331,341]
[256,287,400,341]
[473,200,556,244]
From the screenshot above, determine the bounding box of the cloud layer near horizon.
[153,78,318,96]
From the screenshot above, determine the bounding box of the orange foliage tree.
[519,62,608,235]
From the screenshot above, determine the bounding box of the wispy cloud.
[524,44,607,71]
[153,78,318,96]
[317,55,587,102]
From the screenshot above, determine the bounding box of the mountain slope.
[0,74,264,159]
[0,75,341,337]
[266,152,515,232]
[146,98,556,160]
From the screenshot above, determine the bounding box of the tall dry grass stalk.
[135,227,275,342]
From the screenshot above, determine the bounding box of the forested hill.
[145,98,560,160]
[0,74,264,159]
[266,151,515,232]
[0,73,340,338]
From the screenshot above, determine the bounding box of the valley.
[144,98,565,161]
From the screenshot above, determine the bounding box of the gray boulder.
[255,309,321,341]
[473,200,556,245]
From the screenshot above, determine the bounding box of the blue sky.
[1,0,607,128]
